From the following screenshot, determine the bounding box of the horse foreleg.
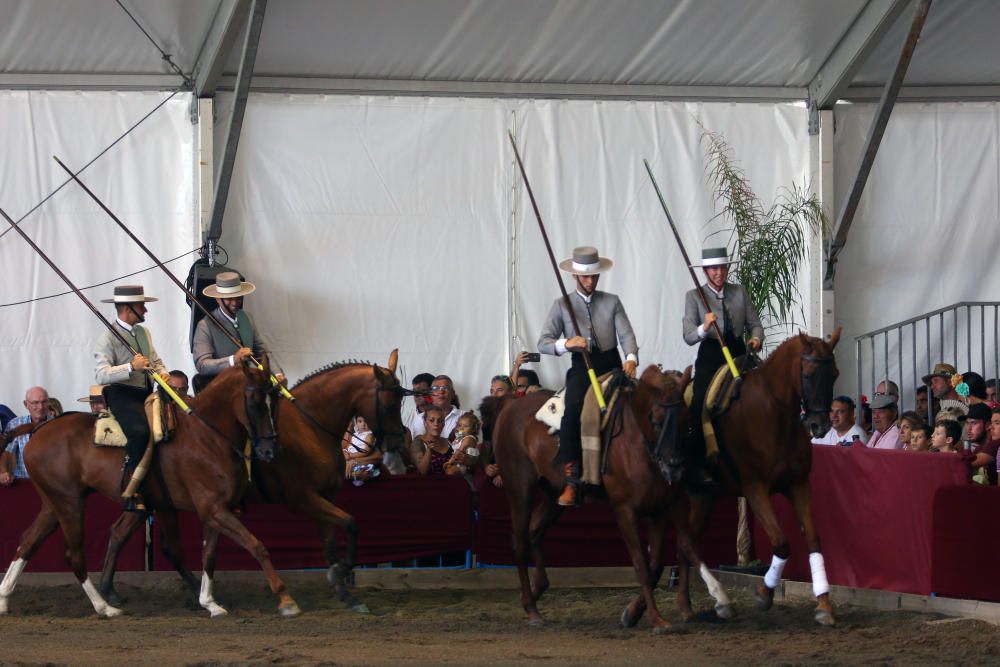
[744,483,789,612]
[154,509,200,594]
[527,491,563,603]
[0,508,60,614]
[613,505,670,634]
[202,507,300,617]
[621,512,669,628]
[198,526,227,617]
[291,491,366,612]
[53,498,123,618]
[98,511,147,606]
[508,485,543,626]
[788,481,835,626]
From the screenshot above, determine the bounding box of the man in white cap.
[681,247,764,476]
[94,285,168,511]
[192,271,284,387]
[539,246,638,506]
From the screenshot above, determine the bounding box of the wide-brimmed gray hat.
[202,271,256,299]
[558,246,613,275]
[101,285,158,304]
[690,247,738,268]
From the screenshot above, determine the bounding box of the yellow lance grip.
[251,358,295,401]
[587,368,608,411]
[150,372,192,414]
[721,345,741,379]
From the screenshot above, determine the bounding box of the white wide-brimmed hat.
[101,285,158,304]
[77,385,106,403]
[202,271,256,299]
[690,247,738,268]
[558,246,614,276]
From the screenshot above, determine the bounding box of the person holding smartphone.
[538,246,638,506]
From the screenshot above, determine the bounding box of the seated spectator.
[343,415,382,484]
[987,378,998,405]
[931,419,962,453]
[0,404,13,431]
[47,397,63,418]
[875,379,899,400]
[860,397,872,435]
[77,385,107,414]
[402,372,435,438]
[1,387,52,484]
[811,395,867,446]
[167,370,191,399]
[961,403,998,485]
[516,369,543,395]
[962,372,989,405]
[914,385,938,422]
[191,372,209,395]
[413,406,461,476]
[923,362,967,417]
[409,375,461,440]
[490,375,514,398]
[936,406,965,424]
[447,411,482,475]
[909,423,933,451]
[868,394,902,449]
[898,411,925,451]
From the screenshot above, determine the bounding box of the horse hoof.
[325,567,336,586]
[278,601,302,618]
[350,603,371,614]
[753,587,774,611]
[815,609,836,626]
[651,623,673,635]
[620,606,638,629]
[105,591,123,608]
[715,603,736,620]
[208,604,229,618]
[103,605,124,618]
[527,616,545,628]
[0,598,9,615]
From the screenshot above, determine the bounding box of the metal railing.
[855,302,1000,417]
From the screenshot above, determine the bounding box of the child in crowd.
[898,411,924,450]
[931,420,962,453]
[909,423,933,451]
[343,415,381,485]
[447,411,481,475]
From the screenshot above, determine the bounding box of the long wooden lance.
[53,155,294,402]
[643,159,740,379]
[507,130,606,411]
[0,206,193,412]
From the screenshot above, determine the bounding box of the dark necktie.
[585,299,601,351]
[719,291,733,340]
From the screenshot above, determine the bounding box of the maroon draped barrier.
[152,475,474,570]
[930,485,1000,601]
[474,473,741,567]
[0,481,145,572]
[753,444,970,595]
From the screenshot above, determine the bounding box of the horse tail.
[479,395,516,438]
[2,422,35,445]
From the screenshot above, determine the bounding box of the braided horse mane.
[293,359,377,390]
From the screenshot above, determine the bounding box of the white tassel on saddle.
[763,554,787,589]
[809,552,830,597]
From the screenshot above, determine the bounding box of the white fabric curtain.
[833,101,1000,401]
[225,95,810,402]
[0,91,196,412]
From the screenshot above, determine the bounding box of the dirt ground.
[1,572,999,667]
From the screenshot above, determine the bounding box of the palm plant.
[701,128,826,337]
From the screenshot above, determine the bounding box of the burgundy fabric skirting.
[930,485,1000,601]
[753,443,970,596]
[0,481,146,572]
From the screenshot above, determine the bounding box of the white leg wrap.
[763,554,787,589]
[199,573,228,617]
[82,579,122,617]
[699,564,731,607]
[0,558,27,598]
[809,552,830,597]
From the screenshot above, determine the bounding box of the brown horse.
[489,365,733,633]
[0,363,291,618]
[96,351,406,615]
[630,329,842,628]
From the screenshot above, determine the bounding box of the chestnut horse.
[630,329,842,628]
[96,351,406,614]
[489,365,733,633]
[0,363,288,618]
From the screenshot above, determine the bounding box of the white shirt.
[409,404,461,439]
[812,423,868,447]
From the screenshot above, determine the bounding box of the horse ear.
[387,348,399,374]
[828,326,843,349]
[682,365,693,388]
[798,329,813,350]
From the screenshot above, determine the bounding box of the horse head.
[640,364,692,454]
[796,327,842,438]
[364,349,406,452]
[240,357,280,462]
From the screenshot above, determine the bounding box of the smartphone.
[522,352,541,363]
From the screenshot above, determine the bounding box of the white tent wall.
[0,91,197,413]
[833,101,1000,404]
[224,95,811,402]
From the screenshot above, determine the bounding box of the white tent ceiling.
[1,0,997,98]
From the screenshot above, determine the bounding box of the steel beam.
[205,0,266,244]
[808,0,911,118]
[824,0,931,287]
[192,0,252,98]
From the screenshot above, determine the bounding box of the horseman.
[681,246,764,475]
[94,285,168,511]
[192,271,285,389]
[539,246,638,506]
